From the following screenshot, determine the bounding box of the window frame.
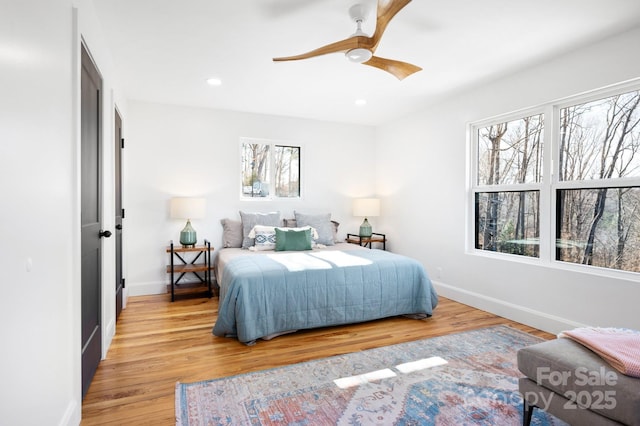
[467,78,640,278]
[468,106,550,262]
[239,137,303,201]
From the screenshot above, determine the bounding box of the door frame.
[72,12,118,414]
[75,35,119,403]
[114,105,125,317]
[72,13,122,410]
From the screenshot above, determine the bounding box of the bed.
[212,242,438,345]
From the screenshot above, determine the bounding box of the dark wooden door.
[115,109,124,319]
[81,45,103,399]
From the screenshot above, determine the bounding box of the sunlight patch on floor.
[333,356,449,389]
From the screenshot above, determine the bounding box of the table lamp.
[170,197,206,247]
[353,198,380,237]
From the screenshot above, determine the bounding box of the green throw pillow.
[275,228,312,251]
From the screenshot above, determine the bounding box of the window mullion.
[467,124,479,252]
[541,104,558,264]
[269,142,275,198]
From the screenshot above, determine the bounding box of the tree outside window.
[474,114,544,257]
[556,90,640,272]
[472,86,640,274]
[241,139,300,199]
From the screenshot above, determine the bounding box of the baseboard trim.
[128,281,167,296]
[103,317,115,359]
[123,286,129,309]
[59,399,79,426]
[432,281,587,335]
[128,279,213,297]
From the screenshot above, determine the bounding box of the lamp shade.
[170,197,206,220]
[352,198,380,217]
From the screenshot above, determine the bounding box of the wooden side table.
[346,233,386,250]
[166,240,214,301]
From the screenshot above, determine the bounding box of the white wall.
[0,1,124,424]
[376,26,640,334]
[0,2,77,423]
[125,101,376,294]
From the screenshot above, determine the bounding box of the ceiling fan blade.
[370,0,412,51]
[363,55,422,80]
[273,36,364,62]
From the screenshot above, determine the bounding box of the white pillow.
[248,225,276,238]
[248,226,277,251]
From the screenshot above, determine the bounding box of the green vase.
[180,219,197,247]
[359,218,372,237]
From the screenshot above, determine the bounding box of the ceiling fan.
[272,0,422,80]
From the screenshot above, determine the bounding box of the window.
[556,91,640,272]
[240,138,300,199]
[556,187,640,271]
[471,85,640,274]
[474,114,544,257]
[475,191,540,257]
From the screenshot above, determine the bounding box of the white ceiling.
[92,0,640,126]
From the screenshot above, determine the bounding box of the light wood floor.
[81,293,554,425]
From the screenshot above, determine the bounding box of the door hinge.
[122,278,126,288]
[121,137,125,149]
[122,208,125,219]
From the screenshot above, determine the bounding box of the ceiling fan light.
[346,48,372,64]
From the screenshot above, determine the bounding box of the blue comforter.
[212,248,438,344]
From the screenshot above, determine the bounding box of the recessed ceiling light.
[355,99,367,106]
[206,77,222,86]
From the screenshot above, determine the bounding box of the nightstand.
[166,240,214,301]
[346,233,386,250]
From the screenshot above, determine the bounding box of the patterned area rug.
[176,326,567,425]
